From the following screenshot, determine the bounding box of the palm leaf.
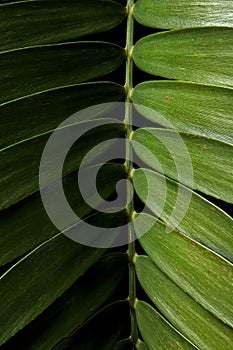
[0,0,232,349]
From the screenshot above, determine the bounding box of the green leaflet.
[54,301,129,350]
[0,82,125,149]
[134,214,233,327]
[136,255,233,350]
[135,301,195,349]
[0,42,126,103]
[0,237,103,345]
[0,0,126,51]
[1,253,128,350]
[133,27,233,87]
[0,210,126,346]
[132,81,233,144]
[132,168,233,261]
[134,0,233,29]
[132,128,233,202]
[0,163,126,266]
[0,119,124,210]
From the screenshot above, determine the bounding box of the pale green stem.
[124,0,138,346]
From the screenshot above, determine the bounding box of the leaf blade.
[1,253,128,350]
[0,82,125,149]
[132,81,233,143]
[132,168,233,261]
[0,207,126,345]
[0,42,126,103]
[0,163,125,266]
[135,300,195,349]
[0,119,124,209]
[132,128,233,202]
[0,0,126,51]
[133,28,233,87]
[0,235,104,345]
[134,214,233,327]
[136,255,233,350]
[134,0,233,29]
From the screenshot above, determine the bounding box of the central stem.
[124,0,138,346]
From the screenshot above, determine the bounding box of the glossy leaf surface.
[0,42,125,104]
[0,0,126,51]
[132,81,233,143]
[135,301,195,349]
[132,168,233,261]
[0,235,103,345]
[134,214,233,327]
[0,82,125,149]
[0,164,125,266]
[134,0,233,28]
[133,28,233,87]
[132,128,233,202]
[136,255,233,350]
[0,120,124,209]
[2,253,128,350]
